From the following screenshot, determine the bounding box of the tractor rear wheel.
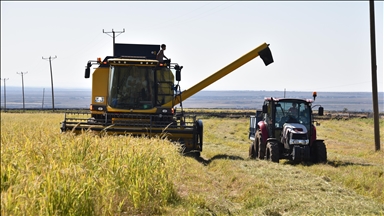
[256,131,265,160]
[266,141,279,163]
[312,140,327,163]
[249,142,257,159]
[249,136,259,159]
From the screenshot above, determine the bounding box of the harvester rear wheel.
[256,131,265,160]
[266,141,279,163]
[312,140,327,164]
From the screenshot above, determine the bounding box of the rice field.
[1,112,383,215]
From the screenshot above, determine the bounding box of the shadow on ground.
[282,159,374,167]
[326,160,374,167]
[186,154,244,166]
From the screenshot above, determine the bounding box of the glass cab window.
[108,65,155,109]
[274,101,311,131]
[156,67,175,105]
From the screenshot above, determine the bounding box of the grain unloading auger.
[60,42,274,156]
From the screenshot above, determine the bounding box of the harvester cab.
[61,41,274,157]
[248,94,327,163]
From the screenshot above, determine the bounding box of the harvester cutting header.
[61,41,274,156]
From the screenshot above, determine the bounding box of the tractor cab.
[262,98,313,141]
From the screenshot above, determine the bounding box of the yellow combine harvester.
[60,42,274,156]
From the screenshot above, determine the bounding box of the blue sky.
[1,1,383,92]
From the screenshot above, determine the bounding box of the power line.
[103,29,125,56]
[1,78,9,112]
[42,56,57,111]
[16,72,28,112]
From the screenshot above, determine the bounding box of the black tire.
[256,131,265,160]
[312,140,327,163]
[303,146,311,162]
[249,142,257,159]
[291,146,302,163]
[195,119,203,152]
[266,141,280,163]
[60,122,66,133]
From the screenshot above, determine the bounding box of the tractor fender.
[258,121,269,146]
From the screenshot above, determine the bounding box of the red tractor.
[248,93,326,163]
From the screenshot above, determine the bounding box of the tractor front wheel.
[312,140,327,163]
[266,141,279,163]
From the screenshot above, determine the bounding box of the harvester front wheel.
[195,119,203,152]
[312,140,327,164]
[60,122,66,133]
[266,141,279,163]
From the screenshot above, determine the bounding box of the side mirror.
[318,106,324,116]
[176,70,181,81]
[262,105,268,113]
[258,45,274,66]
[174,64,183,81]
[85,68,90,79]
[85,62,91,78]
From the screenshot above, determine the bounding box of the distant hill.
[1,87,383,112]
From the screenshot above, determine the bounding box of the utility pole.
[16,72,28,112]
[369,0,380,151]
[42,88,45,110]
[1,78,9,112]
[103,28,125,56]
[42,56,57,111]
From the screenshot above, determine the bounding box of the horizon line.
[2,86,383,93]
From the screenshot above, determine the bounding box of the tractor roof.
[97,43,161,68]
